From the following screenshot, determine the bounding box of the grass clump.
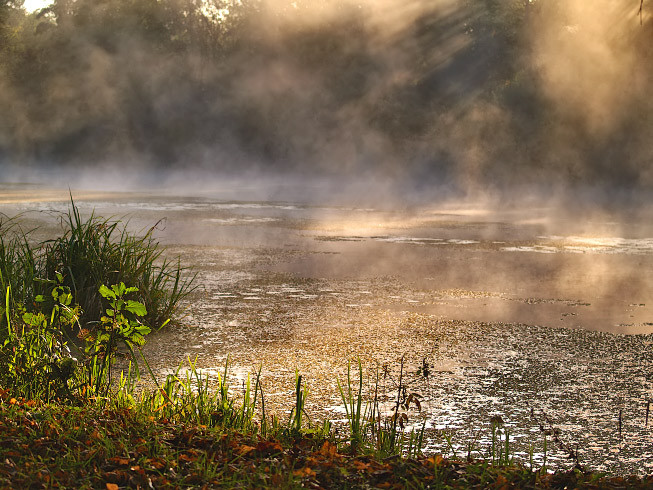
[0,215,40,307]
[139,356,263,432]
[42,200,195,329]
[0,197,195,334]
[0,198,195,403]
[338,358,426,458]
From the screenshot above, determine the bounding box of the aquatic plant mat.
[151,268,653,476]
[2,398,653,490]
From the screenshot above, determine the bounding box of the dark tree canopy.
[0,0,651,196]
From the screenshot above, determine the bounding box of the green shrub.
[0,215,41,317]
[0,198,196,334]
[85,282,153,398]
[42,200,196,329]
[0,278,158,403]
[0,277,82,401]
[0,198,196,403]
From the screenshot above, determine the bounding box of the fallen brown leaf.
[237,444,256,456]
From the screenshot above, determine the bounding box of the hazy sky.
[22,0,50,12]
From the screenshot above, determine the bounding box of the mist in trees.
[0,0,651,201]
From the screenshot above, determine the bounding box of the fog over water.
[0,0,652,202]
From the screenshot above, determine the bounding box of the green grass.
[42,199,196,330]
[0,197,196,335]
[0,198,196,404]
[337,358,427,458]
[0,213,40,308]
[0,332,651,488]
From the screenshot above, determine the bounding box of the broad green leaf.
[23,312,46,328]
[131,335,146,346]
[112,282,127,296]
[99,285,115,299]
[126,300,147,317]
[135,324,151,336]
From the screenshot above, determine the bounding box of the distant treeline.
[0,0,651,195]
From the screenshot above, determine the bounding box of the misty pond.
[2,185,653,475]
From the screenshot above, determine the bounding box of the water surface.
[2,184,652,474]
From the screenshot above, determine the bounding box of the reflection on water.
[504,236,653,255]
[2,185,653,475]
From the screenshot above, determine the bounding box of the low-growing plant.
[337,358,425,458]
[0,272,162,405]
[337,359,373,453]
[441,429,459,460]
[0,276,82,401]
[85,282,154,398]
[142,356,263,432]
[43,198,196,330]
[489,415,512,466]
[377,357,425,458]
[404,419,427,458]
[0,216,42,326]
[288,370,310,435]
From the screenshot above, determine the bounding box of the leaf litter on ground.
[2,392,653,489]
